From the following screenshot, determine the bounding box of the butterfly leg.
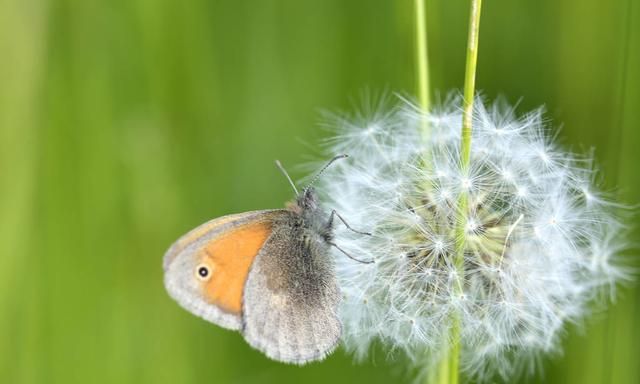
[327,210,372,236]
[327,240,375,264]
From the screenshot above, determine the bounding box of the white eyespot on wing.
[164,269,242,330]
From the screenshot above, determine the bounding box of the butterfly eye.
[196,264,211,280]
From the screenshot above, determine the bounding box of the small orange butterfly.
[163,155,371,364]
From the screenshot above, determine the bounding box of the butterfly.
[163,155,371,364]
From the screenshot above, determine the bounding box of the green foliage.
[0,0,637,383]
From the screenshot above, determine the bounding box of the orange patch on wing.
[164,216,251,270]
[201,221,272,314]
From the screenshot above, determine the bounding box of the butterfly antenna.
[275,160,299,195]
[305,154,348,191]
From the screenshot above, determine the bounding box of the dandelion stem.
[415,0,437,209]
[414,0,431,152]
[413,4,439,382]
[459,0,482,172]
[414,0,431,138]
[450,0,482,383]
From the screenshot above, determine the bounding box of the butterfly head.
[297,187,319,211]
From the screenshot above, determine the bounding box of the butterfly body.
[163,188,340,364]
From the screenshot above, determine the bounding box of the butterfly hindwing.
[241,211,341,364]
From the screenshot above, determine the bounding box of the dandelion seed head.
[316,95,628,381]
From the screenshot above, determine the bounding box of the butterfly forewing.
[163,210,284,330]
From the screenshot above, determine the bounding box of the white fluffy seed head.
[316,95,629,381]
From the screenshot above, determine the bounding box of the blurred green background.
[1,0,638,383]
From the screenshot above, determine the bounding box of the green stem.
[415,0,431,137]
[437,349,450,384]
[414,3,437,382]
[450,0,482,383]
[448,315,461,384]
[460,0,482,172]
